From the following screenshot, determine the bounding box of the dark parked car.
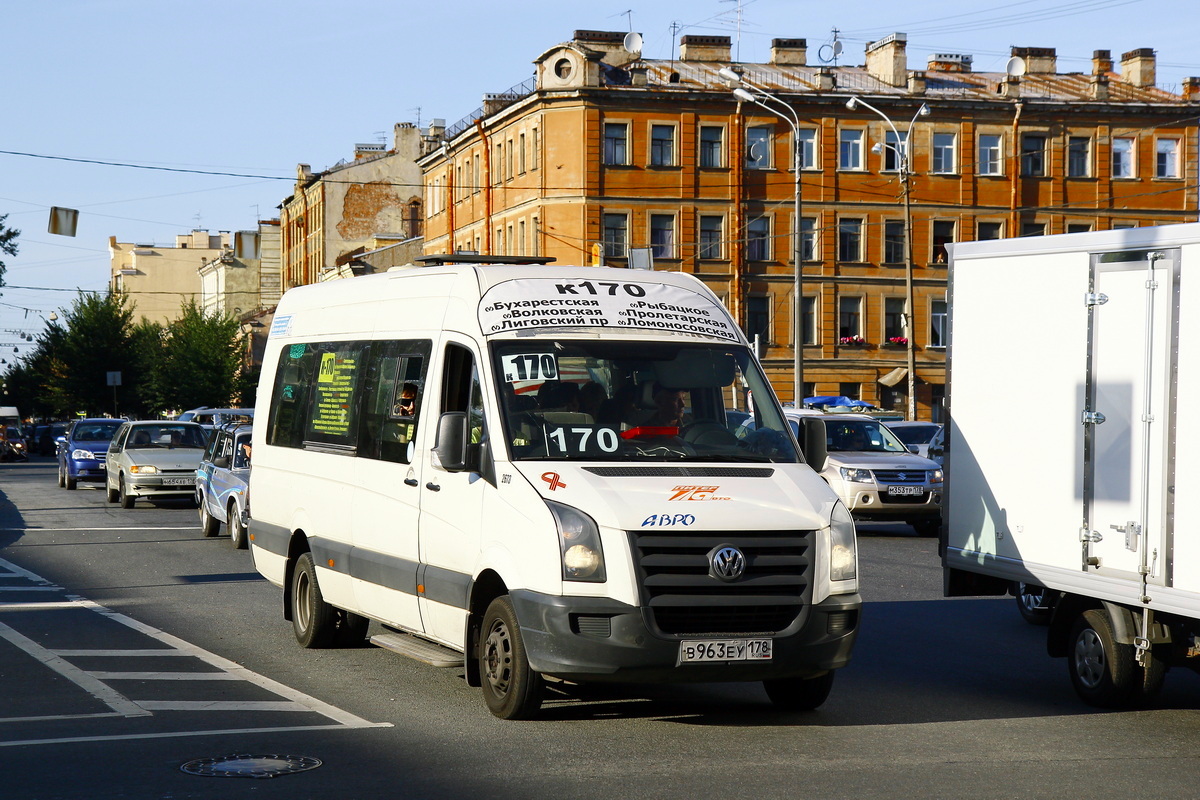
[35,422,68,456]
[195,423,253,548]
[57,418,124,489]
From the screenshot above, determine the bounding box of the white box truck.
[249,257,861,718]
[943,223,1200,707]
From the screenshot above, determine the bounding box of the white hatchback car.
[787,412,943,536]
[105,420,209,508]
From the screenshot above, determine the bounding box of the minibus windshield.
[492,340,800,463]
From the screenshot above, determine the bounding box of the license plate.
[680,638,772,663]
[887,485,925,496]
[162,477,193,486]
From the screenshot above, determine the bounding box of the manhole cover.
[180,754,322,779]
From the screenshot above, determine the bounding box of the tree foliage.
[148,300,243,412]
[0,213,19,286]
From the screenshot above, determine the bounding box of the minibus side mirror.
[800,418,827,472]
[433,412,469,472]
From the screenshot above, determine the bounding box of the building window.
[650,124,675,166]
[799,216,816,261]
[531,127,539,170]
[603,213,627,257]
[746,216,771,261]
[932,220,955,264]
[883,130,906,172]
[932,133,956,174]
[494,143,503,184]
[796,129,817,169]
[649,214,675,259]
[519,132,527,174]
[1156,139,1180,178]
[700,126,723,167]
[1068,136,1090,177]
[1020,222,1046,237]
[883,221,906,264]
[840,129,864,170]
[746,295,771,346]
[1067,223,1092,233]
[746,126,772,169]
[979,134,1003,176]
[1112,137,1135,178]
[506,139,514,180]
[1021,134,1046,176]
[603,123,628,165]
[799,295,816,345]
[839,383,861,401]
[838,296,862,339]
[838,218,863,262]
[930,300,947,347]
[885,297,906,341]
[699,215,723,259]
[977,221,1003,240]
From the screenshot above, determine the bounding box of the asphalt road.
[2,456,1199,799]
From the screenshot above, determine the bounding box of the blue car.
[58,418,124,490]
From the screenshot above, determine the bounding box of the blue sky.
[1,0,1195,350]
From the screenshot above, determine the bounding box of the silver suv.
[788,412,943,536]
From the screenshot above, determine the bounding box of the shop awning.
[879,367,908,387]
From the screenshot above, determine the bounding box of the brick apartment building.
[417,30,1199,420]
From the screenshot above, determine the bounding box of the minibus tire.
[480,596,543,720]
[763,671,835,711]
[291,552,336,648]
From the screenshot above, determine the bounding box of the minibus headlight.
[547,500,606,583]
[829,501,858,583]
[839,467,873,484]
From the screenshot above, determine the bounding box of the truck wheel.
[229,503,248,549]
[1015,583,1052,625]
[763,671,836,711]
[119,476,135,509]
[291,552,336,648]
[1139,647,1168,701]
[1069,609,1134,708]
[198,499,220,538]
[479,595,543,719]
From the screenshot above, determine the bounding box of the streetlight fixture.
[845,96,930,421]
[718,67,805,407]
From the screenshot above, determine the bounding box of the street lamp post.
[845,96,930,421]
[719,67,804,407]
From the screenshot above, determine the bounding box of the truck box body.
[944,223,1200,705]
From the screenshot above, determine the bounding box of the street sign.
[106,371,121,387]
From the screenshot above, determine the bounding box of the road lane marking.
[0,527,197,532]
[0,621,150,718]
[87,671,242,680]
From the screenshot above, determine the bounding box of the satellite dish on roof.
[623,31,643,55]
[832,40,843,57]
[1005,56,1027,77]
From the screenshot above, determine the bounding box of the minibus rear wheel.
[292,552,336,648]
[480,595,543,719]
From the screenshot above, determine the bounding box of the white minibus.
[249,259,860,718]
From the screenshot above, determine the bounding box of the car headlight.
[929,469,944,485]
[546,500,606,582]
[839,467,873,484]
[71,448,97,460]
[830,501,857,583]
[129,465,159,474]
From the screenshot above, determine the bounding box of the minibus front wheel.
[480,595,543,720]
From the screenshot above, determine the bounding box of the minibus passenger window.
[356,340,430,464]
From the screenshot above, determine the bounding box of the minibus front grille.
[629,529,814,635]
[585,466,774,479]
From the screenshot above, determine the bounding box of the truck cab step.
[370,632,464,668]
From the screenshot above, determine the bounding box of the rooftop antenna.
[720,0,745,62]
[409,107,422,129]
[818,28,843,66]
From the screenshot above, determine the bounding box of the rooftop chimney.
[1090,73,1109,101]
[1012,47,1057,74]
[572,30,639,66]
[817,67,836,91]
[770,38,807,66]
[679,35,731,62]
[1183,77,1200,101]
[908,71,927,94]
[1092,50,1113,75]
[927,53,973,73]
[865,33,908,87]
[1120,48,1156,88]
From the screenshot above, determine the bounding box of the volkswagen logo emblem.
[709,545,746,581]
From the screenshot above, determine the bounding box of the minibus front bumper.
[509,589,860,683]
